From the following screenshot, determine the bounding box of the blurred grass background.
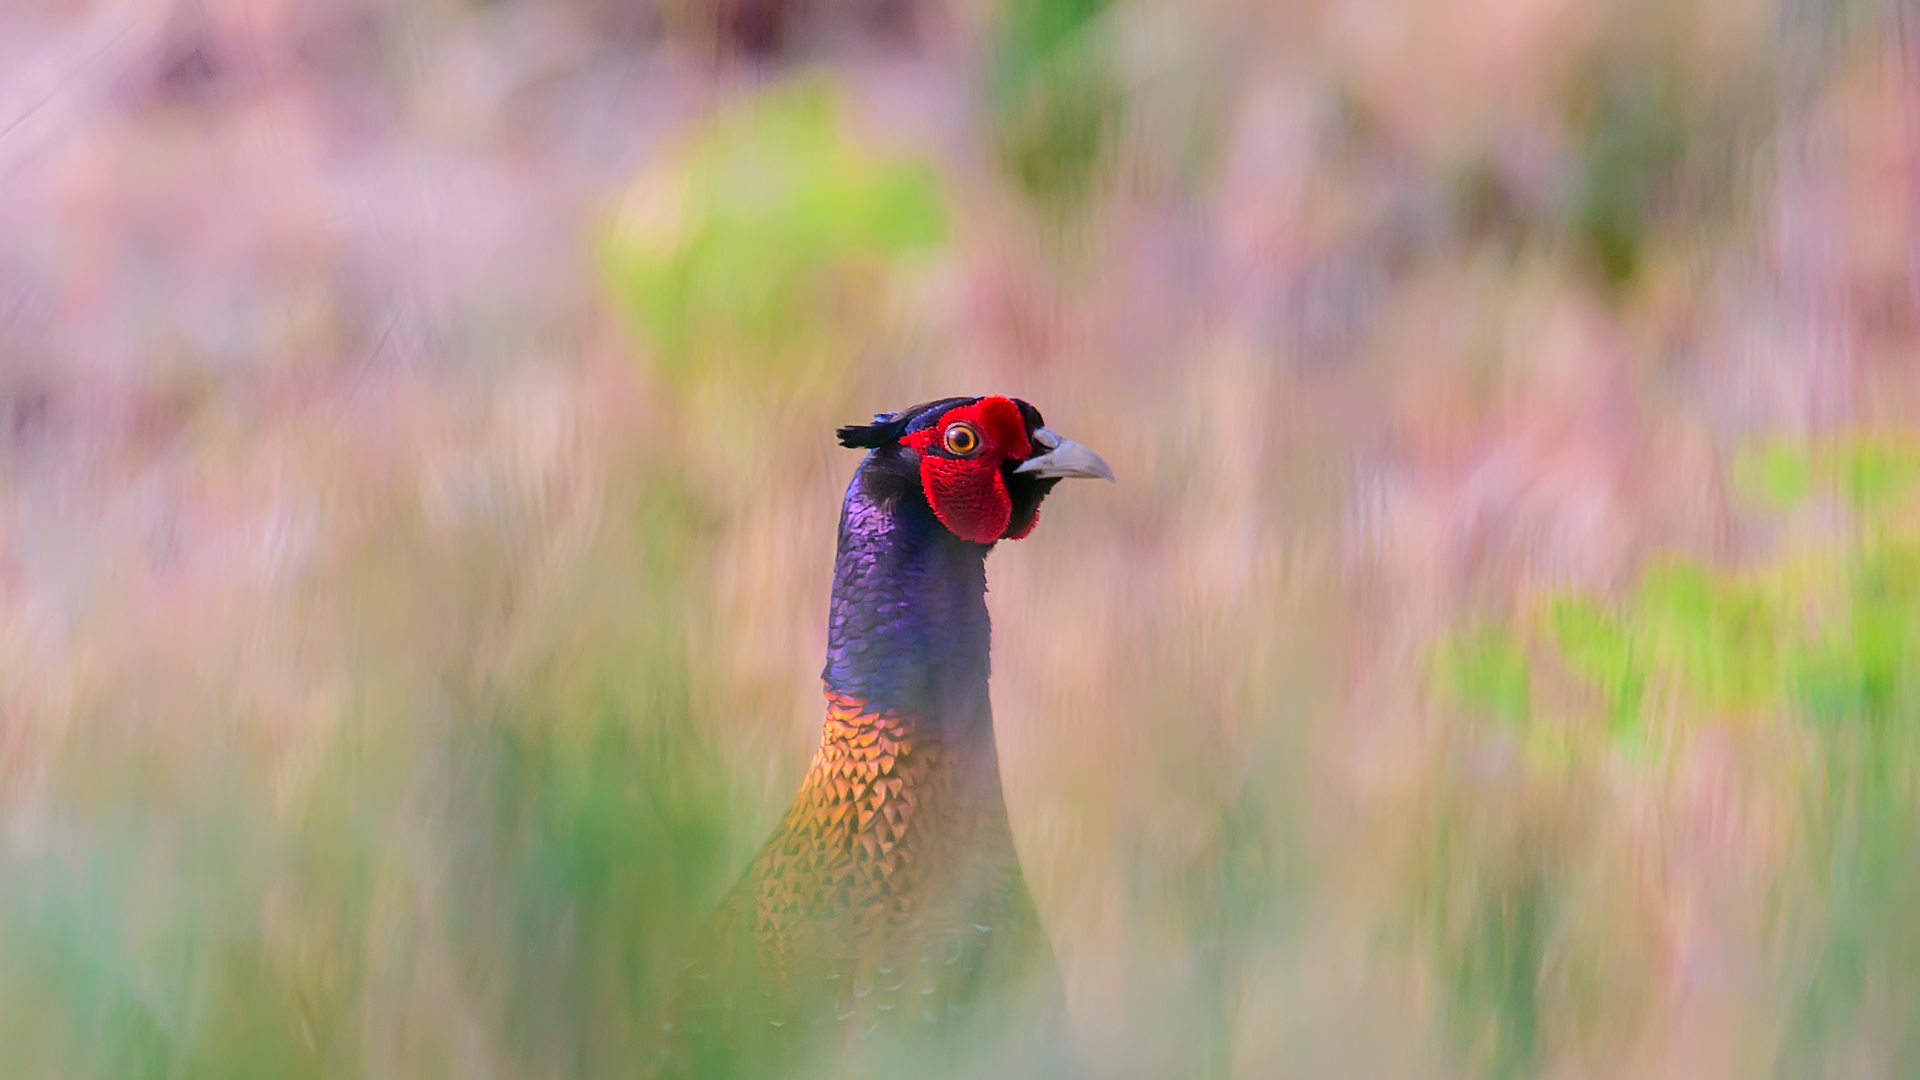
[1,0,1918,1076]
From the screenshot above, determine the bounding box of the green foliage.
[1438,869,1549,1080]
[1427,432,1920,1077]
[600,82,948,374]
[1436,436,1920,744]
[1435,626,1532,726]
[1732,440,1813,510]
[987,0,1122,216]
[1558,1,1768,295]
[1732,435,1920,513]
[0,477,747,1079]
[1545,596,1642,731]
[1634,561,1785,712]
[1828,433,1920,511]
[1566,67,1688,288]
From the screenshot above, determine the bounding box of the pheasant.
[657,396,1113,1078]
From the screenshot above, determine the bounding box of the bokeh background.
[2,0,1919,1076]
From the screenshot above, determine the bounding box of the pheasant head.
[835,395,1114,544]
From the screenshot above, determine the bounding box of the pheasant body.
[656,397,1111,1077]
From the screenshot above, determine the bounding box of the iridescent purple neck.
[821,465,993,726]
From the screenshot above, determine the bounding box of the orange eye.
[943,423,981,455]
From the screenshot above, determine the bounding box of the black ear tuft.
[837,398,982,450]
[837,413,908,449]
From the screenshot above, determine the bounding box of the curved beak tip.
[1014,429,1116,483]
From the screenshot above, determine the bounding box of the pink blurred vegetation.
[3,0,1920,1077]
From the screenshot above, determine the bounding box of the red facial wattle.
[899,397,1033,544]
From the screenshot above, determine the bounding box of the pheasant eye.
[943,422,981,456]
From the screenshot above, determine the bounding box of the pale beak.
[1013,427,1116,482]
